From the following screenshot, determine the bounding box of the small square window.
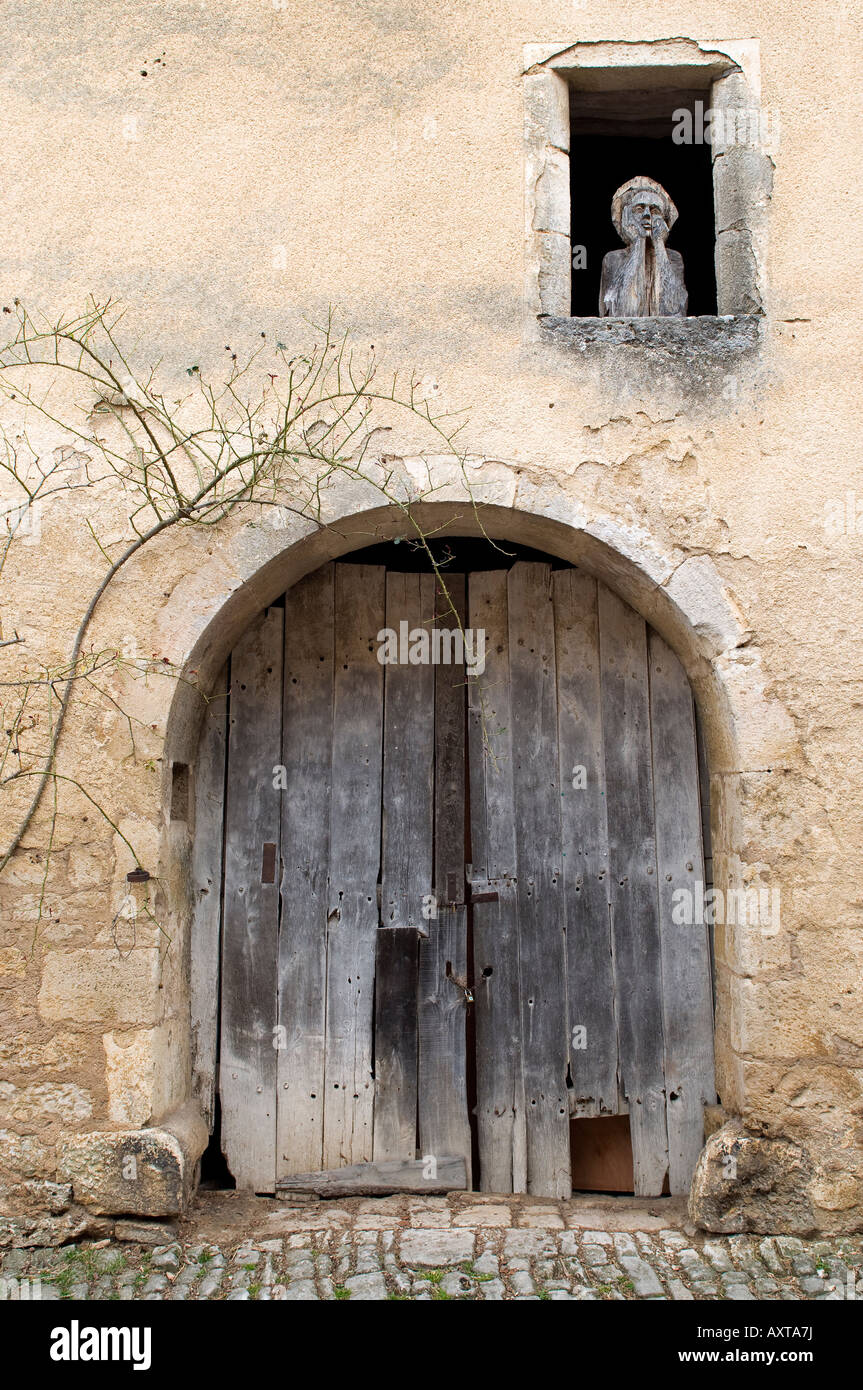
[524,39,772,341]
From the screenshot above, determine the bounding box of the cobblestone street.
[3,1192,861,1301]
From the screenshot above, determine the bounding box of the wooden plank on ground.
[220,609,284,1190]
[373,928,419,1160]
[322,564,385,1169]
[553,571,618,1120]
[276,1156,467,1198]
[418,573,471,1180]
[190,668,228,1128]
[277,566,334,1178]
[507,562,571,1198]
[467,570,525,1194]
[598,584,668,1196]
[648,629,716,1193]
[380,571,435,932]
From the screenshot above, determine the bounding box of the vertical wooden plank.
[467,571,526,1193]
[380,572,435,932]
[696,708,714,891]
[373,929,419,1160]
[418,574,471,1179]
[373,572,435,1160]
[220,608,284,1190]
[322,564,385,1169]
[648,630,716,1193]
[695,710,717,1012]
[598,584,668,1196]
[190,668,228,1128]
[277,566,334,1177]
[553,572,618,1120]
[508,562,571,1199]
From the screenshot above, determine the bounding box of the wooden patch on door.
[569,1114,634,1194]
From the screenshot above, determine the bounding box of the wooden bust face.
[620,188,667,243]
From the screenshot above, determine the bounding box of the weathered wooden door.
[467,563,715,1197]
[218,563,471,1191]
[212,558,714,1197]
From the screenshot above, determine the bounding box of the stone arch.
[153,466,798,1174]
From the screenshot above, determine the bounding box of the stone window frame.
[524,39,771,335]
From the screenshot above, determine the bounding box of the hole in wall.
[170,762,190,821]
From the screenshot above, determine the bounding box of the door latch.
[466,871,499,904]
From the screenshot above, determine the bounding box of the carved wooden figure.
[599,177,688,318]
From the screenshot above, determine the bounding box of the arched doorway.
[195,537,715,1199]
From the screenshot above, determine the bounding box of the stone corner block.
[57,1103,208,1219]
[688,1120,817,1236]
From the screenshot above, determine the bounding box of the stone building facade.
[0,2,861,1242]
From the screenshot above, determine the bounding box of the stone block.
[58,1103,207,1218]
[0,948,27,984]
[38,950,161,1026]
[689,1121,817,1235]
[0,1081,93,1126]
[103,1029,156,1126]
[663,553,749,658]
[399,1229,474,1266]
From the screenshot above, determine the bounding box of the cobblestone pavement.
[2,1192,861,1301]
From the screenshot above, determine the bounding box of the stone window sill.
[541,314,760,349]
[537,314,763,395]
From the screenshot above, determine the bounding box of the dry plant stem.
[0,298,502,884]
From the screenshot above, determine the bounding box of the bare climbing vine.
[0,297,500,906]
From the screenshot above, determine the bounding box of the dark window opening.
[569,87,717,317]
